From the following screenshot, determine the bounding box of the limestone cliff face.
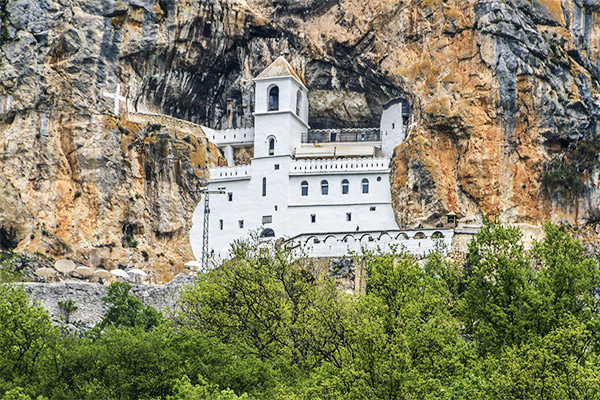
[2,0,600,272]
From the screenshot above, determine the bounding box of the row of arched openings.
[305,231,445,244]
[301,179,369,196]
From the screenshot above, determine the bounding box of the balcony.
[301,128,380,144]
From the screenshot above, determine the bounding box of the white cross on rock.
[103,83,126,116]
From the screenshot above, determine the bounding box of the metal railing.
[302,128,380,143]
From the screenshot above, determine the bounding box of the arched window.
[362,178,369,194]
[268,86,279,111]
[268,137,275,155]
[301,181,308,196]
[296,90,302,116]
[321,180,329,195]
[262,177,267,197]
[341,179,349,194]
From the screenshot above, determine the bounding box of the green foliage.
[94,282,162,333]
[542,156,584,198]
[2,223,600,399]
[141,250,150,261]
[178,238,349,372]
[460,223,535,353]
[0,286,56,394]
[57,299,78,324]
[0,251,30,283]
[124,237,138,248]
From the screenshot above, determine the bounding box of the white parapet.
[290,157,390,175]
[209,165,252,181]
[203,127,255,147]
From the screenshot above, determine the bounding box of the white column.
[224,145,235,166]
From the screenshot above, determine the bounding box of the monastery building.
[190,57,454,262]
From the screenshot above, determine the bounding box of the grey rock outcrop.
[23,274,194,330]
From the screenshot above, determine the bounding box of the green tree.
[460,222,536,353]
[94,282,162,332]
[177,237,350,372]
[531,223,600,338]
[0,285,56,394]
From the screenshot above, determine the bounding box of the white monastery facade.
[190,57,454,261]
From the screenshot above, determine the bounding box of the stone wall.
[23,274,195,330]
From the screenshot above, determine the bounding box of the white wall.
[203,127,254,147]
[191,155,400,261]
[380,101,406,158]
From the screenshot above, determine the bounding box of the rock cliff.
[2,0,600,273]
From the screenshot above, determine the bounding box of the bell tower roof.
[255,56,305,86]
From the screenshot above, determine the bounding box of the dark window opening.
[262,177,267,197]
[296,90,302,116]
[228,192,233,202]
[274,164,280,170]
[239,220,244,228]
[341,179,349,194]
[362,178,369,194]
[301,181,308,196]
[310,214,316,223]
[219,219,224,230]
[321,180,329,195]
[268,86,279,111]
[370,206,376,211]
[346,213,352,221]
[268,138,275,155]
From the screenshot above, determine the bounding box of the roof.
[256,56,305,86]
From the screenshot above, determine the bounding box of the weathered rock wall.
[2,0,600,271]
[22,274,194,330]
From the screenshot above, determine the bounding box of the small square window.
[239,220,244,228]
[219,219,224,230]
[262,215,272,224]
[370,206,376,211]
[274,164,280,170]
[310,214,316,223]
[346,213,352,221]
[228,192,233,202]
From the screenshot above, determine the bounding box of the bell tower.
[253,57,309,158]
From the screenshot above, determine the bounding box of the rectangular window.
[274,205,278,211]
[346,213,352,221]
[370,206,376,211]
[239,220,244,228]
[228,192,233,202]
[310,214,316,223]
[262,215,272,224]
[219,219,224,230]
[262,177,267,197]
[274,164,280,170]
